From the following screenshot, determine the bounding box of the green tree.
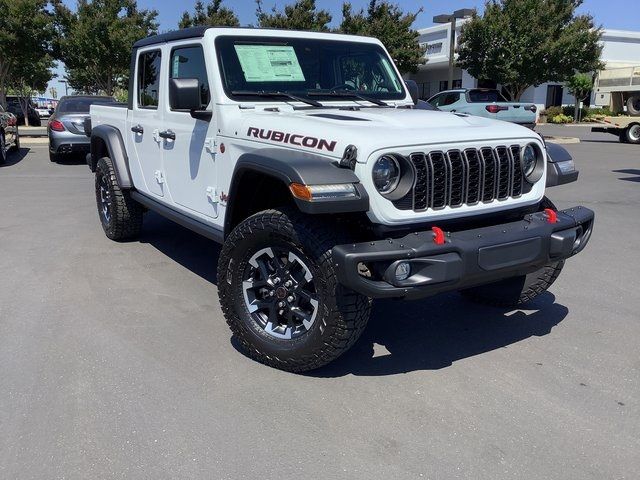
[339,0,426,74]
[0,0,54,115]
[567,72,593,121]
[179,0,239,29]
[457,0,603,101]
[52,0,158,95]
[256,0,332,31]
[9,56,55,125]
[49,86,58,99]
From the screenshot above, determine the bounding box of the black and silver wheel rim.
[629,125,640,142]
[98,173,111,224]
[242,247,319,340]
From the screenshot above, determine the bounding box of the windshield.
[57,97,114,114]
[468,89,507,103]
[216,36,406,103]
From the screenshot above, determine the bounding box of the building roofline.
[601,28,640,40]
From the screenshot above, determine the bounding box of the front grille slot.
[395,144,526,212]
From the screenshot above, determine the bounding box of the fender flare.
[225,148,369,232]
[90,125,133,189]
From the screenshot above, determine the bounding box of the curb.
[20,137,49,145]
[544,136,580,144]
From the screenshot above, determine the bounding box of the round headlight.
[522,144,538,177]
[521,143,544,183]
[372,155,401,194]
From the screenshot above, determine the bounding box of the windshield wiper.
[231,90,323,108]
[307,89,389,107]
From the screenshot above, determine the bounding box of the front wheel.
[217,209,371,372]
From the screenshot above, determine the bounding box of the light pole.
[60,80,69,96]
[433,8,475,90]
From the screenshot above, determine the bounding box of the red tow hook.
[544,208,558,224]
[432,226,446,245]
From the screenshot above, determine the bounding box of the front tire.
[217,209,371,372]
[95,157,143,241]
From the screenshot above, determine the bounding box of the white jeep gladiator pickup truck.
[86,27,593,372]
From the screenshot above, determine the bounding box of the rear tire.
[49,150,59,163]
[627,95,640,116]
[625,124,640,144]
[217,208,371,372]
[95,157,143,241]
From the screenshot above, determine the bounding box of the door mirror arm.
[190,110,212,122]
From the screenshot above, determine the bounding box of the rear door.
[162,42,219,219]
[127,48,165,197]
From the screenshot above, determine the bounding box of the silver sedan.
[48,96,115,162]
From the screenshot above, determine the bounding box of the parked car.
[427,88,537,128]
[36,106,54,119]
[5,97,42,127]
[0,104,20,164]
[48,95,116,162]
[87,27,593,372]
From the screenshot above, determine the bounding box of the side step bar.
[130,191,224,244]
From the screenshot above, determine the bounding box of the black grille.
[395,145,524,211]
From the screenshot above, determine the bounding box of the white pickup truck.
[86,27,593,372]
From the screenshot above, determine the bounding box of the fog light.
[395,262,411,281]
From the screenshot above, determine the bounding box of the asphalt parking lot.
[1,125,639,479]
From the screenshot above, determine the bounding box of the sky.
[46,0,639,98]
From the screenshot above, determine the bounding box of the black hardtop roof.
[132,26,373,48]
[133,26,209,48]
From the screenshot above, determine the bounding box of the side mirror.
[169,78,201,111]
[169,78,211,121]
[405,80,419,105]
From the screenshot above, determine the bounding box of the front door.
[162,43,219,219]
[128,48,165,197]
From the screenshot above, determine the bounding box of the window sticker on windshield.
[234,45,305,82]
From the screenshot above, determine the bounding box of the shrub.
[543,106,563,118]
[548,113,573,124]
[586,106,611,116]
[562,105,590,119]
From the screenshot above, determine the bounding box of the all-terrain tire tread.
[95,157,143,241]
[217,208,371,372]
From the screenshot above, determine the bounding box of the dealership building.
[406,17,640,110]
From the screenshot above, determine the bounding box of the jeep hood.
[237,107,540,162]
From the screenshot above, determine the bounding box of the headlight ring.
[372,154,415,200]
[521,142,544,184]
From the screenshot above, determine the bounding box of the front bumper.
[333,206,594,299]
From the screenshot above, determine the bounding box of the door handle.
[131,125,144,134]
[158,130,176,141]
